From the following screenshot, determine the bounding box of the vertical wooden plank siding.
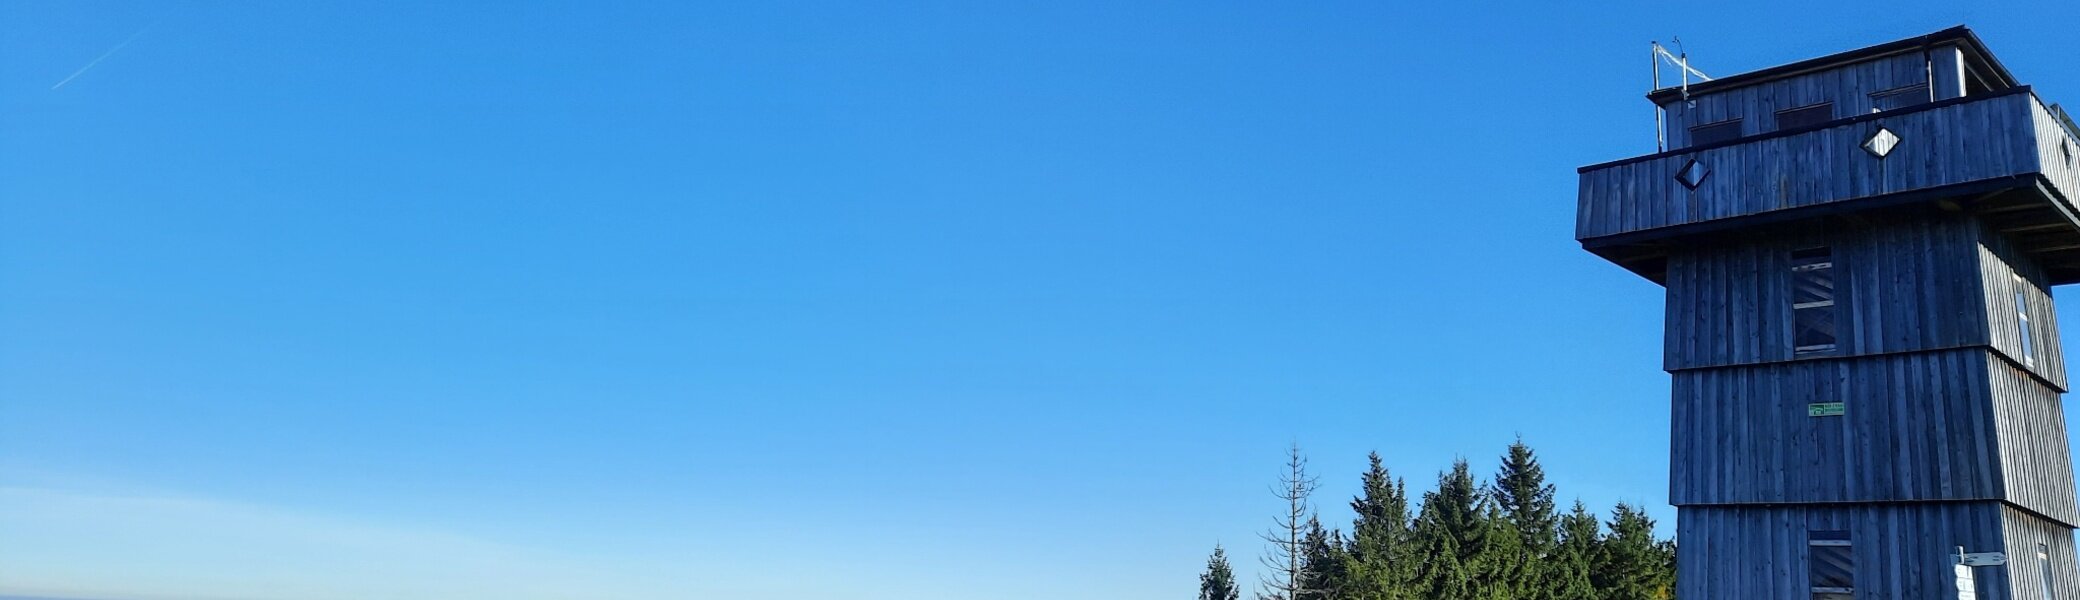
[1979,223,2070,388]
[1662,213,1990,372]
[1661,52,1934,148]
[2032,101,2080,208]
[1661,216,2080,523]
[1669,350,2010,507]
[1988,357,2080,526]
[1932,46,1969,100]
[1579,92,2045,241]
[1677,503,2012,600]
[2000,505,2080,600]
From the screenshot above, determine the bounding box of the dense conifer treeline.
[1197,440,1676,600]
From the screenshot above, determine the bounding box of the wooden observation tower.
[1577,27,2080,599]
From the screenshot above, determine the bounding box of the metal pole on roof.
[1651,41,1713,85]
[1653,41,1665,152]
[1677,39,1690,101]
[1649,40,1712,151]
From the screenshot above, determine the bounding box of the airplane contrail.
[51,21,159,91]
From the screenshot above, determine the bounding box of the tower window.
[1776,102,1836,131]
[1871,84,1932,112]
[1810,530,1854,600]
[1689,118,1744,146]
[2016,276,2035,366]
[1675,158,1711,189]
[1792,248,1837,354]
[2040,544,2055,600]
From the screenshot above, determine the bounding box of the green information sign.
[1809,402,1846,417]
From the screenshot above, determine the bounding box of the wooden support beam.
[2000,222,2073,234]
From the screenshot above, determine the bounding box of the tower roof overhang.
[1580,178,2080,286]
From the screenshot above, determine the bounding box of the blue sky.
[5,1,2080,599]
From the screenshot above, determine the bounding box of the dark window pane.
[1809,530,1851,541]
[1795,307,1837,350]
[1872,84,1931,112]
[1811,544,1855,589]
[1777,103,1836,130]
[1690,119,1743,146]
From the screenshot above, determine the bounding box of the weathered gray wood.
[1988,357,2080,528]
[1580,91,2060,242]
[1669,347,2079,526]
[1661,214,1993,372]
[1661,51,1937,148]
[2033,100,2080,208]
[1658,213,2067,386]
[1580,28,2080,600]
[1678,502,2073,600]
[1979,223,2070,387]
[1933,45,1970,100]
[2001,505,2080,600]
[1671,349,1998,507]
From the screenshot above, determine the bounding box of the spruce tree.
[1655,538,1678,600]
[1412,514,1471,600]
[1202,544,1242,600]
[1551,501,1601,600]
[1471,504,1524,600]
[1491,439,1560,600]
[1199,448,1686,600]
[1297,517,1350,600]
[1412,460,1509,600]
[1345,452,1414,600]
[1593,502,1674,600]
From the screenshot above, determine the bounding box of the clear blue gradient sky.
[5,1,2080,599]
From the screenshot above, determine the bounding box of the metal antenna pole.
[1653,41,1665,152]
[1650,40,1712,151]
[1676,37,1689,100]
[1651,41,1714,87]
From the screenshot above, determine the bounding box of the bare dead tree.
[1258,442,1319,600]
